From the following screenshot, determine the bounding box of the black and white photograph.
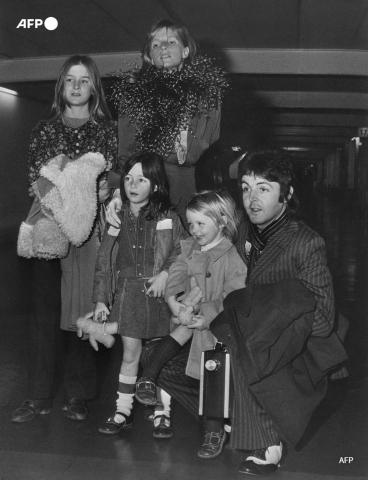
[0,1,366,479]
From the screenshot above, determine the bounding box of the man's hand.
[187,314,210,331]
[177,305,196,326]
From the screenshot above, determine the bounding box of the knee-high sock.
[114,374,136,423]
[142,335,181,380]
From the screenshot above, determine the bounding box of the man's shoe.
[198,430,226,459]
[239,443,283,475]
[12,398,52,423]
[62,398,88,421]
[153,414,173,439]
[98,412,133,435]
[135,377,157,405]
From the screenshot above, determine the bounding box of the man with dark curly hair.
[141,149,347,475]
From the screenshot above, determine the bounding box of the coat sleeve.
[116,116,137,176]
[28,122,56,185]
[185,107,221,166]
[201,250,247,323]
[92,226,117,305]
[164,250,189,299]
[160,213,188,272]
[103,120,119,172]
[296,235,335,337]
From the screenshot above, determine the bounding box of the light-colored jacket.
[165,236,247,379]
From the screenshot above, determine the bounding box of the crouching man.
[141,149,347,475]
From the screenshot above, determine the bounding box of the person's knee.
[123,349,140,365]
[122,337,142,365]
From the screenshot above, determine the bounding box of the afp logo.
[17,17,58,30]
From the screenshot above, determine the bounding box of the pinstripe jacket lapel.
[248,220,299,285]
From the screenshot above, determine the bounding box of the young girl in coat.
[83,151,187,436]
[135,191,247,411]
[107,18,228,228]
[12,55,118,424]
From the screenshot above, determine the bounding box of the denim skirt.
[110,276,171,339]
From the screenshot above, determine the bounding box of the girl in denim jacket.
[80,152,187,436]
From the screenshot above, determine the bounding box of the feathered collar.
[109,56,228,156]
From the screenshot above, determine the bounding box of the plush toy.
[172,277,203,326]
[76,312,115,351]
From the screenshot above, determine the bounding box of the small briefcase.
[199,342,231,419]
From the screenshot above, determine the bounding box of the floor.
[0,187,367,480]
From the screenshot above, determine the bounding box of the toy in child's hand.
[172,280,204,325]
[76,312,115,351]
[181,276,203,309]
[182,285,203,307]
[144,280,154,297]
[97,310,107,323]
[177,305,196,326]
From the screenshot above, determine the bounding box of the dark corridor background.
[0,81,366,479]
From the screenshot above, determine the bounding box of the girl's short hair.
[48,55,111,122]
[187,190,239,244]
[141,19,197,72]
[120,152,172,220]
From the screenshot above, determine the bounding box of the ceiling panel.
[225,0,300,49]
[300,0,368,49]
[159,0,248,48]
[91,0,167,46]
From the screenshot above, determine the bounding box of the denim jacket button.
[206,272,211,278]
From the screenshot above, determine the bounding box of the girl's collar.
[61,115,90,129]
[182,235,234,261]
[121,202,144,218]
[200,236,224,252]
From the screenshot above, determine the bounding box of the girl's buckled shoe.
[98,412,133,434]
[135,377,157,405]
[153,414,173,439]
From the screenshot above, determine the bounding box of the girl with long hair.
[80,152,187,436]
[12,55,118,424]
[107,18,228,228]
